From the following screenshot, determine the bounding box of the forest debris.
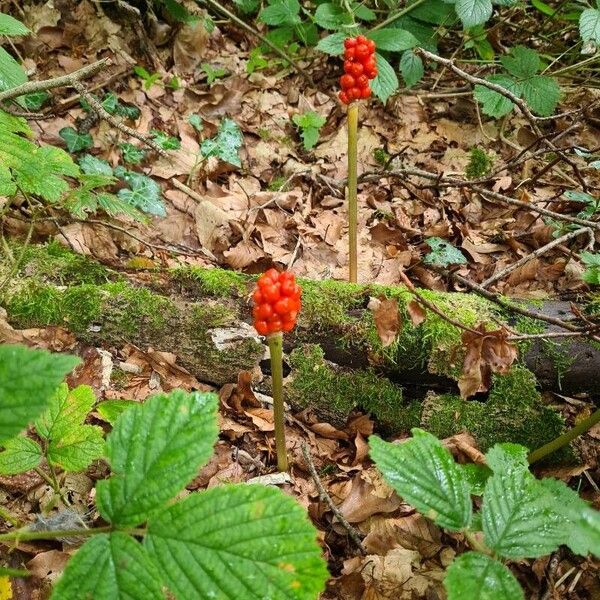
[369,297,400,348]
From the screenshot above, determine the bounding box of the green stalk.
[0,526,113,543]
[528,407,600,464]
[268,332,288,472]
[347,102,359,284]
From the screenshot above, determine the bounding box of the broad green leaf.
[580,251,600,267]
[500,46,539,79]
[50,533,163,600]
[531,0,555,15]
[21,91,50,111]
[96,399,138,424]
[580,8,600,43]
[473,74,520,118]
[353,3,376,21]
[444,552,524,600]
[0,47,27,93]
[79,154,114,176]
[47,424,104,472]
[292,111,326,150]
[410,0,457,24]
[259,0,301,26]
[0,436,42,475]
[564,190,596,203]
[520,75,560,117]
[119,143,146,164]
[369,430,472,530]
[368,29,418,52]
[0,12,30,36]
[145,484,328,599]
[460,463,492,496]
[424,237,467,266]
[316,32,345,55]
[233,0,260,14]
[481,446,563,558]
[485,443,529,472]
[314,3,353,29]
[0,345,80,444]
[96,390,219,527]
[117,170,166,217]
[150,129,181,150]
[540,478,600,557]
[0,164,16,196]
[371,53,399,103]
[200,117,243,167]
[455,0,493,28]
[400,50,424,88]
[59,127,93,153]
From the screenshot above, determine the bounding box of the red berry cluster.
[339,36,377,105]
[252,269,301,336]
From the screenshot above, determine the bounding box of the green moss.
[173,266,248,298]
[421,365,569,460]
[288,344,420,431]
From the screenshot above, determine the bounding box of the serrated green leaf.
[368,28,419,51]
[259,0,301,26]
[521,75,560,117]
[79,154,113,176]
[371,53,399,103]
[540,478,600,557]
[473,74,520,118]
[59,127,93,153]
[482,446,564,558]
[400,50,424,88]
[0,47,27,93]
[485,443,529,472]
[145,484,328,599]
[316,32,346,55]
[0,12,30,36]
[51,533,163,600]
[97,390,219,527]
[47,424,104,472]
[0,345,80,444]
[20,91,50,111]
[119,143,146,164]
[455,0,493,28]
[460,464,492,496]
[500,46,539,79]
[424,237,467,266]
[0,164,16,196]
[0,436,42,475]
[200,117,243,167]
[36,384,95,440]
[117,170,166,217]
[96,399,138,424]
[580,8,600,43]
[370,430,472,530]
[444,552,524,600]
[314,3,353,29]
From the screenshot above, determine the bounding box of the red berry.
[344,38,357,48]
[349,62,363,77]
[339,91,349,104]
[344,60,354,73]
[274,297,291,315]
[365,67,377,79]
[268,319,282,333]
[357,75,369,88]
[360,86,371,99]
[252,289,263,303]
[356,35,368,45]
[340,74,355,90]
[350,87,362,100]
[366,39,376,53]
[344,47,356,60]
[264,267,279,281]
[281,279,295,296]
[257,303,273,320]
[355,44,369,60]
[255,320,269,335]
[363,56,377,70]
[281,320,295,332]
[262,284,280,303]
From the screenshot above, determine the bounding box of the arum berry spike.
[339,35,376,283]
[252,269,302,471]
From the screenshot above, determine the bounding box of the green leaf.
[96,390,218,527]
[485,443,529,472]
[580,8,600,43]
[79,154,113,176]
[259,0,301,26]
[314,3,353,30]
[531,0,555,15]
[145,484,328,599]
[188,113,204,131]
[0,47,27,93]
[455,0,493,28]
[460,464,492,496]
[119,143,146,164]
[400,50,424,88]
[47,424,104,472]
[59,127,93,153]
[150,129,181,150]
[444,552,524,600]
[292,111,326,150]
[162,0,196,22]
[0,12,30,36]
[481,446,564,558]
[564,190,596,203]
[0,436,42,475]
[540,478,600,557]
[353,3,376,21]
[200,117,243,167]
[117,170,166,217]
[20,91,50,111]
[580,251,600,267]
[96,399,139,424]
[368,29,418,51]
[520,75,560,117]
[233,0,260,14]
[0,164,15,196]
[424,237,467,266]
[369,430,472,530]
[316,32,346,55]
[500,46,540,79]
[0,345,80,444]
[101,93,119,114]
[50,533,164,600]
[114,102,141,120]
[371,53,399,103]
[473,74,520,118]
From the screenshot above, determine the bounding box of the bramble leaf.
[455,0,493,28]
[580,8,600,43]
[314,3,353,29]
[368,29,418,52]
[96,400,138,424]
[473,74,520,118]
[259,0,301,26]
[500,46,539,78]
[371,53,399,103]
[292,111,326,150]
[520,75,560,117]
[0,47,27,92]
[400,50,424,88]
[316,32,345,55]
[0,436,42,475]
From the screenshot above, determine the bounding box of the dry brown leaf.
[369,297,399,348]
[173,20,209,72]
[406,300,426,327]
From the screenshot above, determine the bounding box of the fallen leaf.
[406,300,426,326]
[369,297,399,348]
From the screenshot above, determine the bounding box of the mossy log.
[1,242,598,457]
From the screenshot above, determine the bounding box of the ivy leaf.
[259,0,301,26]
[114,102,141,120]
[50,533,164,600]
[117,170,166,217]
[314,3,353,30]
[292,111,326,150]
[150,129,181,150]
[96,390,218,527]
[520,75,560,117]
[482,446,564,558]
[424,237,467,266]
[21,91,50,111]
[0,12,30,36]
[96,399,138,424]
[455,0,493,28]
[0,47,27,93]
[188,113,204,131]
[371,53,399,103]
[0,345,80,444]
[444,552,524,600]
[0,436,42,475]
[145,484,328,599]
[316,32,346,55]
[400,50,424,88]
[200,117,243,167]
[79,154,113,176]
[119,143,146,165]
[580,8,600,43]
[59,127,93,153]
[369,430,472,530]
[473,74,520,118]
[368,29,418,52]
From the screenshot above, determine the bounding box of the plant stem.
[528,407,600,464]
[347,102,358,284]
[0,526,113,543]
[368,0,428,32]
[0,506,20,528]
[268,332,288,472]
[464,530,493,556]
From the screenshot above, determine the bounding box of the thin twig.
[301,443,367,555]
